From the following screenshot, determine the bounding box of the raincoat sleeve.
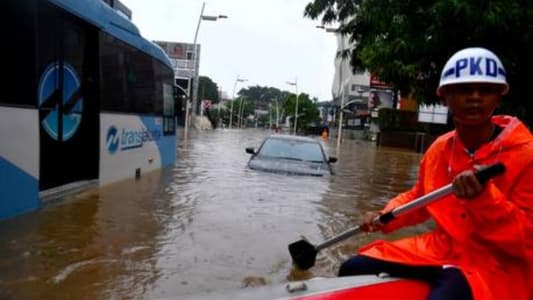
[380,157,431,233]
[463,160,533,259]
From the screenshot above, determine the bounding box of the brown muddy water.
[0,129,430,299]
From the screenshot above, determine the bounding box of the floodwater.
[0,128,430,299]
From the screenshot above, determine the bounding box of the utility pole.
[184,2,227,137]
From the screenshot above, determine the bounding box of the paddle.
[289,162,505,270]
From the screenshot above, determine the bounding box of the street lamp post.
[217,87,223,128]
[273,97,280,129]
[238,88,252,128]
[317,25,347,157]
[286,80,299,135]
[238,95,245,128]
[229,76,247,129]
[336,78,351,157]
[269,103,272,130]
[184,2,227,137]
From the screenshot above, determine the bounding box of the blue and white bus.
[0,0,177,220]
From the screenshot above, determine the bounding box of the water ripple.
[0,129,425,299]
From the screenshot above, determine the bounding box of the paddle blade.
[289,239,318,270]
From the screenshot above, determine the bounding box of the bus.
[0,0,177,220]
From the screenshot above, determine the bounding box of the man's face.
[443,83,503,126]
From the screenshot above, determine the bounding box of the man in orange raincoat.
[338,47,533,300]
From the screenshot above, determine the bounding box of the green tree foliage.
[198,76,220,128]
[283,93,321,132]
[198,76,219,103]
[304,0,533,125]
[222,84,319,130]
[238,97,255,126]
[222,96,252,127]
[238,85,291,110]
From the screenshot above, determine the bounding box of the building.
[330,33,396,130]
[154,41,201,125]
[317,101,336,126]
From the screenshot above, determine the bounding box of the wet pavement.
[0,128,430,299]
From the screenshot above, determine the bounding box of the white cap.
[437,47,509,96]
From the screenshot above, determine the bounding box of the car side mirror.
[245,147,255,154]
[328,157,337,163]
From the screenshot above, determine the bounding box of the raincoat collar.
[447,115,533,160]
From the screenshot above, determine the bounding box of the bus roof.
[50,0,173,70]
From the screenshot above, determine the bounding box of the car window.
[258,138,325,162]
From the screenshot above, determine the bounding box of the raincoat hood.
[487,115,533,151]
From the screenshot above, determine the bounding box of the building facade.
[154,41,201,125]
[330,33,397,129]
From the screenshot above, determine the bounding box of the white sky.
[121,0,338,101]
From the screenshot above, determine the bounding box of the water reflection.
[0,169,180,299]
[0,128,427,299]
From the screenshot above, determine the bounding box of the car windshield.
[258,138,325,162]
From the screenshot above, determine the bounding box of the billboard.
[368,89,394,111]
[368,73,395,112]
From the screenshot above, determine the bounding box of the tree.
[198,76,219,103]
[238,86,291,111]
[222,96,251,127]
[198,76,220,128]
[238,97,255,127]
[283,93,320,132]
[304,0,533,126]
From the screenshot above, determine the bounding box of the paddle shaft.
[315,163,504,251]
[315,184,452,251]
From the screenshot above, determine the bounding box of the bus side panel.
[140,116,176,168]
[0,108,40,220]
[99,113,171,185]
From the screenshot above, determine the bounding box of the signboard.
[368,73,394,112]
[368,89,394,111]
[369,73,393,89]
[418,104,448,124]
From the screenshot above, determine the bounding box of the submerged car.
[245,134,337,176]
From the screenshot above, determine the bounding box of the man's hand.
[452,168,484,199]
[360,211,384,232]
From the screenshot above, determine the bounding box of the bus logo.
[106,126,120,154]
[106,125,162,154]
[38,62,83,141]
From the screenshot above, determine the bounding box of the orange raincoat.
[359,115,533,300]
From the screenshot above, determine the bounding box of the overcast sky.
[121,0,338,101]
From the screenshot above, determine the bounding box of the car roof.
[268,134,318,143]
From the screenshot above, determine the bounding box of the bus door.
[37,3,99,191]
